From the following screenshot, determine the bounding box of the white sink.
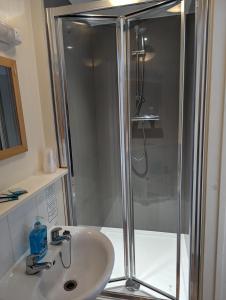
[0,226,114,300]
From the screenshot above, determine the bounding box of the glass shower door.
[125,2,184,299]
[61,17,125,282]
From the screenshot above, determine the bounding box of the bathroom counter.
[0,168,68,220]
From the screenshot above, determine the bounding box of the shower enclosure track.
[99,290,164,300]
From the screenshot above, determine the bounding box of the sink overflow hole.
[64,280,77,292]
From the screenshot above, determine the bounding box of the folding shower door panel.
[122,4,184,300]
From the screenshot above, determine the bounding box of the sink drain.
[64,280,77,291]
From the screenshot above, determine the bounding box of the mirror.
[0,56,27,160]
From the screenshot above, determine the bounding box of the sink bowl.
[0,226,114,300]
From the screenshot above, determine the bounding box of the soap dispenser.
[29,217,48,261]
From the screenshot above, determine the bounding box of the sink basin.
[0,226,114,300]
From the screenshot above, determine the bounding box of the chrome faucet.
[51,227,71,245]
[26,254,52,275]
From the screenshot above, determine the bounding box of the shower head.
[132,28,154,61]
[133,25,152,51]
[134,25,146,34]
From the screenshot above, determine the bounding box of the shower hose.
[131,36,149,178]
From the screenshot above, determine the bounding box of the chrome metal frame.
[46,10,74,225]
[176,0,185,298]
[101,290,164,299]
[132,278,176,300]
[46,0,210,299]
[189,0,210,299]
[116,16,131,279]
[123,3,184,298]
[124,16,136,280]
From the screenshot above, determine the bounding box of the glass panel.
[127,3,182,298]
[62,18,124,280]
[0,66,21,149]
[180,1,196,299]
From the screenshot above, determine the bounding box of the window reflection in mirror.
[0,65,21,150]
[0,56,27,160]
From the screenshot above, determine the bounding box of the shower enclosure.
[47,1,209,299]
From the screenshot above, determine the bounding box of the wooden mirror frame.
[0,56,27,160]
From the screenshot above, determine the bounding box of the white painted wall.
[0,0,58,192]
[30,0,57,152]
[215,75,226,300]
[0,0,46,190]
[201,0,226,299]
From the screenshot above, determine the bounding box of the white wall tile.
[35,189,49,223]
[36,185,59,228]
[55,181,66,225]
[0,182,66,279]
[7,198,38,261]
[0,217,14,279]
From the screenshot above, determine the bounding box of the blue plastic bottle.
[29,217,48,261]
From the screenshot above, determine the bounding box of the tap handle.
[51,226,62,241]
[63,230,71,236]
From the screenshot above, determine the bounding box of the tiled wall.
[0,180,66,279]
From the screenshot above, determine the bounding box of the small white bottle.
[43,148,57,174]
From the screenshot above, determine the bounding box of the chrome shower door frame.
[46,7,132,287]
[122,4,185,299]
[46,0,210,299]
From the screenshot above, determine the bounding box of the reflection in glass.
[129,13,181,298]
[62,19,124,279]
[0,66,21,150]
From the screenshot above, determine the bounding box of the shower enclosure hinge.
[125,278,141,291]
[119,17,128,31]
